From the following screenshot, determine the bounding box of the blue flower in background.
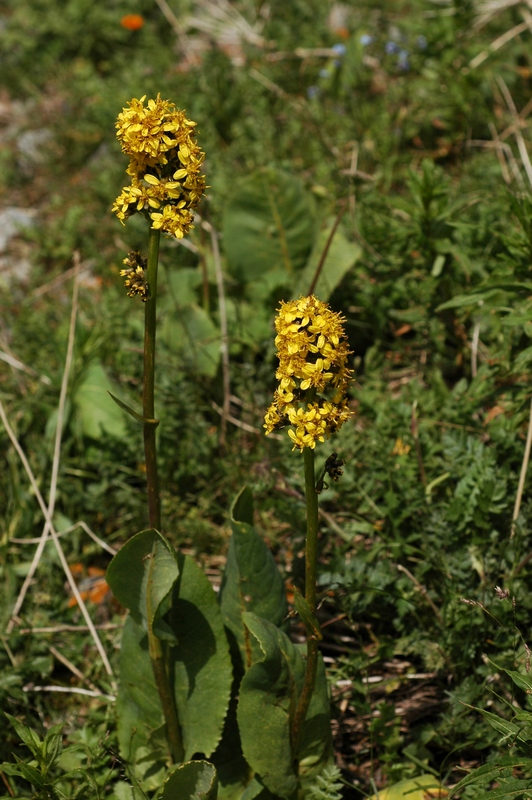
[385,41,400,55]
[398,49,410,70]
[307,85,320,100]
[332,43,347,56]
[359,34,373,46]
[319,68,329,77]
[416,35,428,49]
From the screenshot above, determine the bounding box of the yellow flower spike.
[112,94,206,240]
[264,295,354,451]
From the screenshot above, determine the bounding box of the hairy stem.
[143,227,161,530]
[291,446,321,755]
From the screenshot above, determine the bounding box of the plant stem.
[147,586,184,764]
[143,226,161,530]
[142,227,183,764]
[291,446,321,755]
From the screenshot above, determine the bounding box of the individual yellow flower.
[112,94,206,240]
[264,296,353,451]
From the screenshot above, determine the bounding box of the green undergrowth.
[2,0,532,797]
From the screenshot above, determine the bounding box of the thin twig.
[14,623,120,634]
[411,401,427,487]
[23,684,115,701]
[308,201,347,297]
[30,258,94,298]
[203,219,230,447]
[511,396,532,538]
[211,399,283,440]
[1,636,17,667]
[396,564,443,625]
[0,349,52,384]
[497,76,532,188]
[0,771,14,798]
[488,123,512,184]
[0,400,113,675]
[471,321,481,378]
[49,645,101,694]
[7,254,81,634]
[275,481,352,541]
[10,520,117,555]
[469,20,529,69]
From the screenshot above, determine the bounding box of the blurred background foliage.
[3,0,532,796]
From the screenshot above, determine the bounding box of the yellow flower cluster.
[264,296,353,451]
[112,95,206,239]
[120,251,148,301]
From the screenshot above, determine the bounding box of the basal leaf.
[159,760,218,800]
[237,614,301,799]
[73,361,128,440]
[222,167,316,286]
[220,491,287,670]
[294,222,361,301]
[169,552,232,760]
[162,304,220,378]
[115,616,167,791]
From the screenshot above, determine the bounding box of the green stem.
[143,226,161,530]
[291,446,321,756]
[147,617,184,764]
[142,226,183,764]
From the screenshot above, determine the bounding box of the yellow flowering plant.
[265,295,353,752]
[264,295,352,451]
[105,96,342,800]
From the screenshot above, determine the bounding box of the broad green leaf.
[115,616,167,791]
[220,490,287,670]
[210,694,251,800]
[106,529,179,634]
[73,361,128,440]
[370,774,447,800]
[165,266,203,307]
[222,167,316,285]
[159,760,218,800]
[231,486,254,526]
[110,780,146,800]
[298,654,332,773]
[237,613,331,799]
[162,303,220,378]
[241,776,277,799]
[237,614,301,799]
[169,552,232,760]
[294,223,361,301]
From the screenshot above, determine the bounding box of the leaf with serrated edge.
[220,490,287,670]
[169,552,232,760]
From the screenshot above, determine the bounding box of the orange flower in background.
[121,14,144,31]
